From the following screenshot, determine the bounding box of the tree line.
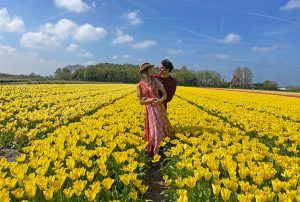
[53,63,282,90]
[1,63,287,90]
[54,63,231,87]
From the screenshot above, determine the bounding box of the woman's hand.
[151,98,164,106]
[144,98,157,105]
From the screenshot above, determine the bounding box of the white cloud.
[0,44,17,55]
[0,8,25,32]
[165,49,183,55]
[112,54,131,60]
[252,45,278,52]
[215,54,229,59]
[280,0,300,11]
[86,60,96,65]
[112,54,119,60]
[54,0,90,13]
[132,40,157,49]
[74,23,107,41]
[122,54,131,59]
[112,29,133,44]
[66,43,78,51]
[0,46,66,75]
[41,19,107,41]
[20,32,60,49]
[124,11,142,26]
[21,19,107,49]
[219,33,241,44]
[40,19,77,39]
[77,51,93,57]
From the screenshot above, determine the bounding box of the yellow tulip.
[176,189,188,197]
[122,161,138,172]
[85,188,98,202]
[133,179,142,188]
[102,178,114,190]
[128,191,138,200]
[139,185,148,194]
[0,189,10,202]
[12,188,24,199]
[4,177,17,189]
[43,188,54,200]
[24,181,36,198]
[272,179,282,193]
[175,177,185,188]
[253,175,263,185]
[16,154,26,163]
[63,187,74,198]
[237,193,254,202]
[212,184,221,196]
[86,170,95,182]
[69,168,86,180]
[99,163,108,176]
[66,157,76,170]
[73,180,87,197]
[120,174,131,186]
[163,175,172,186]
[221,188,231,201]
[152,154,161,163]
[203,171,212,181]
[36,176,48,190]
[185,176,197,189]
[177,194,188,202]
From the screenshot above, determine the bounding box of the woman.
[137,62,175,156]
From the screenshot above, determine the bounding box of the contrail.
[128,0,160,15]
[245,11,300,25]
[26,11,70,24]
[220,17,224,32]
[176,26,218,41]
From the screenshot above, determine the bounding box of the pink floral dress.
[137,77,175,155]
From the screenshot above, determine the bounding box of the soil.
[0,146,21,162]
[144,162,166,202]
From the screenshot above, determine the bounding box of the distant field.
[222,88,300,98]
[0,76,41,83]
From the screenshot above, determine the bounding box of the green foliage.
[262,80,278,90]
[54,63,228,87]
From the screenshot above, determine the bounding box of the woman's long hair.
[140,68,154,85]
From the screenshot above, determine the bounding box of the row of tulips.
[0,84,134,146]
[182,87,300,122]
[1,85,299,201]
[176,87,300,157]
[162,91,300,201]
[0,93,151,201]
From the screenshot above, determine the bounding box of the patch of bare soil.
[0,146,21,162]
[144,162,166,202]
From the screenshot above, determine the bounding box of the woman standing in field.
[137,62,175,156]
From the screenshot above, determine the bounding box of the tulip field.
[0,84,300,201]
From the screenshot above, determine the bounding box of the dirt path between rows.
[144,162,166,202]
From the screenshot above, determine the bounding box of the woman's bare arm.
[153,78,167,105]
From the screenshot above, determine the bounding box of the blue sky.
[0,0,299,85]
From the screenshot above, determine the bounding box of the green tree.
[262,80,278,90]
